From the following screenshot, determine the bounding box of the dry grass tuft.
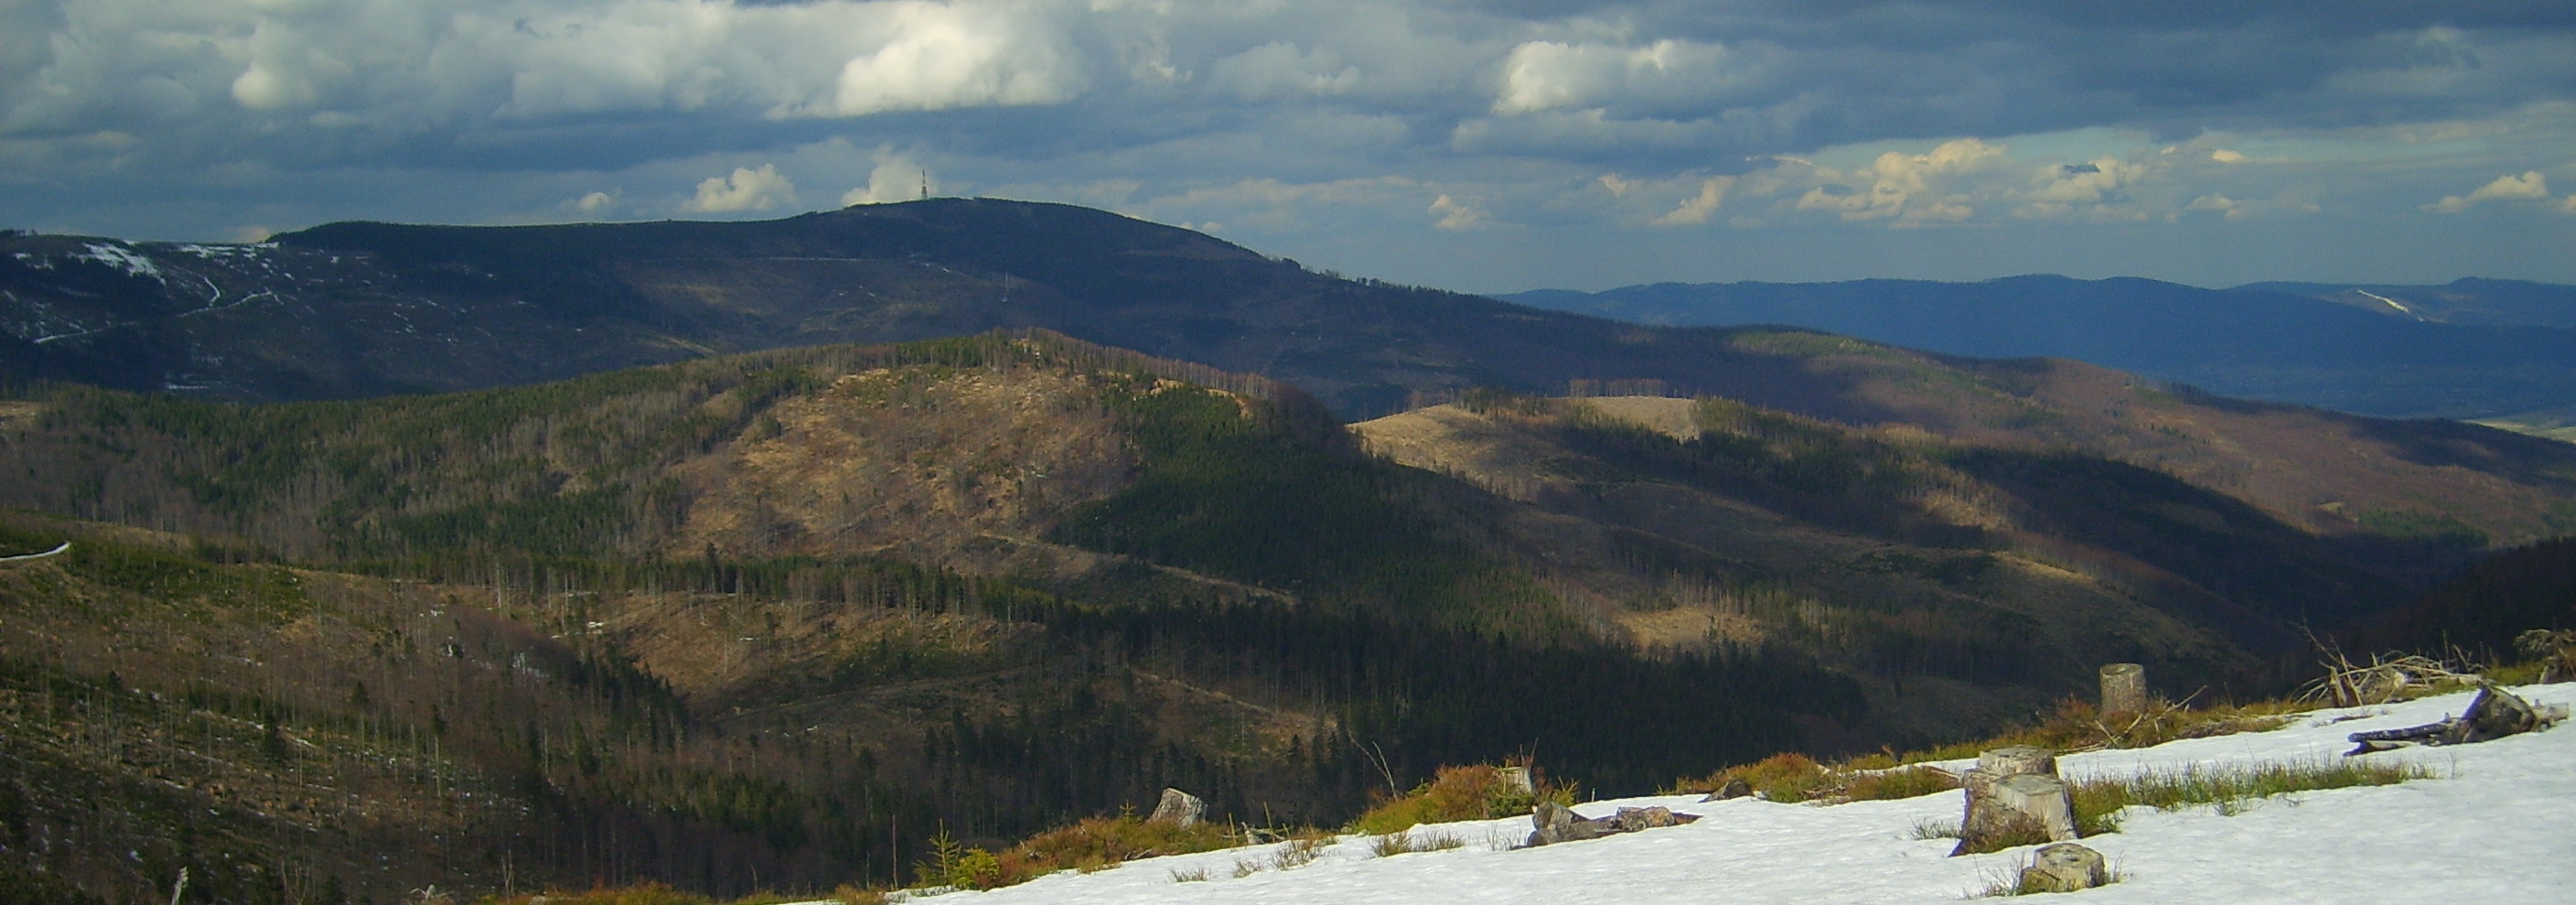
[1368,828,1465,857]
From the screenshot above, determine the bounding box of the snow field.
[897,684,2574,903]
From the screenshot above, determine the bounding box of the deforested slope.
[0,334,1873,902]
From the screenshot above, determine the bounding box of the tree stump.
[1951,747,2078,856]
[1148,788,1205,826]
[2099,663,2147,719]
[1495,766,1534,796]
[2019,843,2109,893]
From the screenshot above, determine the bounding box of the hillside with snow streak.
[900,684,2575,904]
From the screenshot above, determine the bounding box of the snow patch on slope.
[78,242,163,281]
[906,684,2575,904]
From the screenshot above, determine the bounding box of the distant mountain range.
[1499,277,2576,419]
[1,201,2010,421]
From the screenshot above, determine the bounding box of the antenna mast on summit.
[920,168,928,200]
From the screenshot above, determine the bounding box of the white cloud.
[1491,38,1757,116]
[1429,193,1485,230]
[1651,176,1733,226]
[841,152,937,205]
[822,2,1081,116]
[2209,148,2249,164]
[2428,170,2551,212]
[574,190,618,213]
[1597,173,1633,197]
[1795,138,2006,225]
[682,163,795,213]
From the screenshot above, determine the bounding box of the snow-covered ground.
[896,684,2576,903]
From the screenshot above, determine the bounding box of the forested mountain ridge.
[1499,275,2576,418]
[2,199,1927,419]
[0,333,1871,902]
[5,329,2573,902]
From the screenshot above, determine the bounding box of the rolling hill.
[1499,276,2576,419]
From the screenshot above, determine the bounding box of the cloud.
[5,0,2576,288]
[2017,156,2153,219]
[841,152,937,205]
[1210,42,1360,101]
[682,163,794,213]
[574,190,618,214]
[1651,176,1733,226]
[2428,170,2552,212]
[820,2,1081,116]
[1429,193,1486,230]
[1795,138,2007,225]
[1491,38,1765,117]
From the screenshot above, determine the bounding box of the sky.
[5,1,2576,293]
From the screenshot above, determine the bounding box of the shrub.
[1675,755,1959,806]
[1668,752,1835,803]
[913,814,1242,892]
[1841,765,1963,803]
[1351,763,1575,835]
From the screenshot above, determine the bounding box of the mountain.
[0,200,2038,421]
[0,334,1871,902]
[1497,276,2576,419]
[2239,277,2576,329]
[10,329,2571,900]
[9,204,2576,902]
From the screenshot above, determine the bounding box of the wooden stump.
[1993,774,2078,842]
[1148,788,1205,826]
[2099,663,2147,719]
[2019,843,2109,893]
[1495,766,1534,796]
[1951,747,2077,857]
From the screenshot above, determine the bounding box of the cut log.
[1495,766,1534,796]
[1148,788,1205,826]
[2019,843,2109,893]
[1524,802,1700,847]
[2099,663,2148,719]
[2346,682,2568,755]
